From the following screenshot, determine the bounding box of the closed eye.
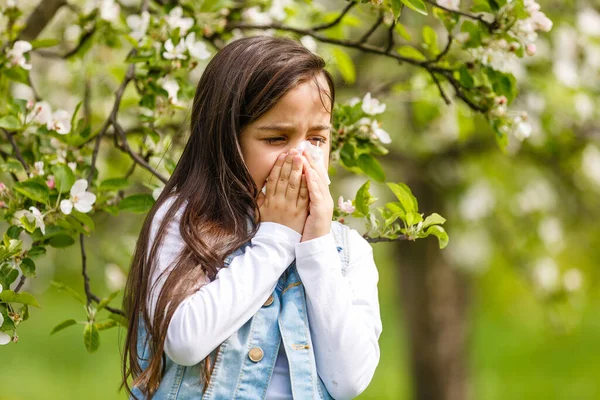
[264,137,327,145]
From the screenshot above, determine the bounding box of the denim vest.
[132,221,351,399]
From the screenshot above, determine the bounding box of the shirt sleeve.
[146,199,301,366]
[294,226,383,400]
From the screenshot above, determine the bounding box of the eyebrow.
[257,124,332,133]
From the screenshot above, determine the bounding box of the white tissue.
[297,140,330,185]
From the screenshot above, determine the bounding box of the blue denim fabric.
[131,221,350,399]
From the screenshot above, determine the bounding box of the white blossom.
[577,8,600,37]
[6,40,32,70]
[459,180,495,221]
[242,7,273,25]
[99,0,120,23]
[538,216,563,252]
[30,161,45,178]
[581,144,600,186]
[12,206,46,234]
[0,332,10,345]
[267,0,292,21]
[28,101,53,125]
[105,263,127,291]
[358,117,391,144]
[47,110,71,134]
[361,92,386,115]
[533,257,559,292]
[60,179,96,215]
[166,7,194,35]
[162,38,187,60]
[160,77,182,105]
[126,11,150,41]
[347,97,361,107]
[300,35,317,53]
[337,195,355,213]
[563,268,583,292]
[185,32,211,60]
[512,113,532,141]
[68,161,77,172]
[437,0,460,11]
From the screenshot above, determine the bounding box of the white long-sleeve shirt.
[146,195,382,399]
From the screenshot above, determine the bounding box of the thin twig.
[311,1,357,31]
[358,12,384,44]
[423,0,495,30]
[113,121,168,184]
[430,71,451,105]
[365,234,409,243]
[2,128,30,173]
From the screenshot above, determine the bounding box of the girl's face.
[239,73,332,194]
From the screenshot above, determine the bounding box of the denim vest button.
[248,347,264,362]
[263,295,274,307]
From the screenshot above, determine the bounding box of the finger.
[301,148,327,183]
[285,154,303,202]
[275,149,297,196]
[297,173,309,207]
[304,164,323,201]
[301,156,326,195]
[266,152,287,197]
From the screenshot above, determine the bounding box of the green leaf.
[83,322,100,353]
[50,319,77,335]
[50,281,84,305]
[3,67,29,84]
[70,211,95,233]
[426,225,449,249]
[30,38,60,49]
[357,154,386,182]
[95,320,118,331]
[458,66,475,89]
[98,178,129,192]
[51,164,76,194]
[397,46,427,61]
[422,25,439,54]
[394,23,412,41]
[355,180,372,216]
[119,194,155,214]
[391,0,402,19]
[422,213,446,229]
[332,48,356,84]
[26,245,46,258]
[13,181,50,203]
[0,290,41,307]
[405,212,423,226]
[48,234,75,248]
[400,0,428,15]
[386,182,418,214]
[20,257,36,278]
[0,158,25,173]
[97,290,120,312]
[0,115,20,130]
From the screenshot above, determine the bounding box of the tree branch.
[2,128,30,173]
[310,1,357,31]
[19,0,67,41]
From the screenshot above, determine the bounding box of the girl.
[121,35,382,399]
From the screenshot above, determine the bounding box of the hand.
[257,148,309,235]
[299,148,334,242]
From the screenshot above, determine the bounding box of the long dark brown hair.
[120,35,336,399]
